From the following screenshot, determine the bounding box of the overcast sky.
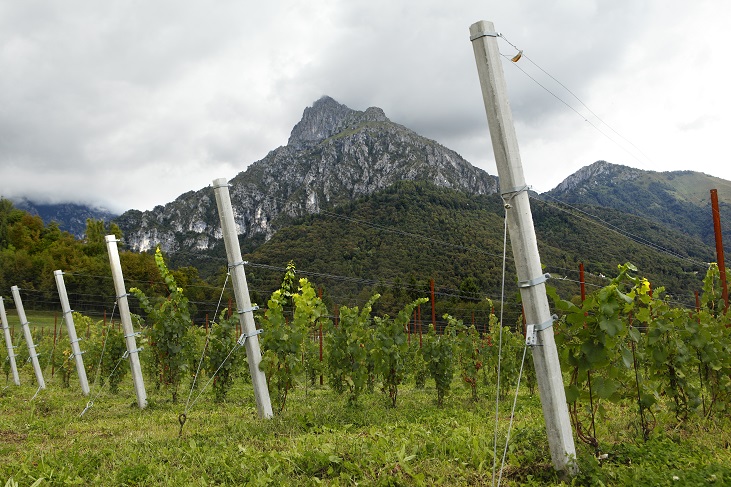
[1,0,729,214]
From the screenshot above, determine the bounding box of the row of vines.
[3,251,731,448]
[552,262,731,447]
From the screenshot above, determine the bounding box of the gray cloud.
[1,0,729,211]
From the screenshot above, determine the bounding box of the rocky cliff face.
[115,96,499,252]
[551,160,644,195]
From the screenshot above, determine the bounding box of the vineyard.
[2,250,731,485]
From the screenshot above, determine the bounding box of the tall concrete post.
[0,296,21,386]
[53,270,90,395]
[11,286,45,390]
[105,235,147,409]
[469,20,576,472]
[212,178,273,419]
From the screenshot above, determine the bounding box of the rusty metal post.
[711,189,728,311]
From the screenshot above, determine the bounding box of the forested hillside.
[239,181,714,320]
[0,198,215,317]
[544,161,731,251]
[1,178,720,327]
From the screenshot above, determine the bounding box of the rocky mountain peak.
[287,96,389,150]
[116,96,497,253]
[552,160,643,193]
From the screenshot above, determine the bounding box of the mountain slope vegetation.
[545,160,731,250]
[238,181,713,320]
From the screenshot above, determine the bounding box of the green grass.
[2,361,731,486]
[1,310,63,334]
[2,313,731,486]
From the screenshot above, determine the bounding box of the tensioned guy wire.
[182,270,231,424]
[535,194,709,269]
[498,344,530,487]
[497,33,652,167]
[492,205,510,486]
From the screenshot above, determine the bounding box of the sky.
[1,0,729,214]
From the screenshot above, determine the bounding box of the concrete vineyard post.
[104,235,147,409]
[53,270,91,395]
[0,296,20,385]
[469,20,577,473]
[10,286,45,390]
[212,178,273,419]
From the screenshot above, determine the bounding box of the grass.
[2,364,731,486]
[2,310,60,333]
[2,312,731,485]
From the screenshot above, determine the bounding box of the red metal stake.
[409,309,414,345]
[695,291,701,324]
[430,279,436,333]
[579,262,586,302]
[580,262,588,328]
[418,305,423,348]
[711,189,729,312]
[318,288,324,386]
[52,314,57,378]
[521,306,527,337]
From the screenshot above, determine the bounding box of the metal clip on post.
[237,305,259,315]
[518,273,551,289]
[237,328,263,347]
[228,261,247,270]
[525,315,557,347]
[122,347,143,360]
[68,350,87,361]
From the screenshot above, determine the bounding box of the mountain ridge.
[544,160,731,248]
[114,96,499,252]
[8,199,117,238]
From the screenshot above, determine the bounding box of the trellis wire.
[79,301,116,417]
[183,271,230,417]
[497,344,530,487]
[492,206,510,487]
